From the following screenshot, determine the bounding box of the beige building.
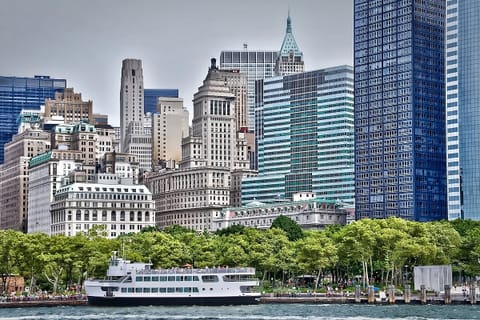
[146,59,252,231]
[151,97,189,170]
[44,88,93,124]
[95,124,116,160]
[0,129,51,231]
[208,69,248,131]
[51,122,98,168]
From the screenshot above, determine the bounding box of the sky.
[0,0,353,126]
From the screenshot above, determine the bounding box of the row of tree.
[1,217,480,294]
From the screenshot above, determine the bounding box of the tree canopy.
[0,218,475,295]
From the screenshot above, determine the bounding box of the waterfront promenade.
[0,287,477,307]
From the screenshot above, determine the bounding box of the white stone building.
[28,150,83,234]
[50,178,155,238]
[212,193,347,231]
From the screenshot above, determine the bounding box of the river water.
[0,304,479,320]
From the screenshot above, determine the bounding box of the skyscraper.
[120,59,144,148]
[274,12,304,76]
[446,1,480,220]
[242,66,355,205]
[354,0,446,221]
[219,50,278,132]
[0,75,66,163]
[151,97,189,170]
[146,59,251,231]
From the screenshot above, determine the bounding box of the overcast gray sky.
[0,0,353,126]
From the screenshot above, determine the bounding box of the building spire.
[286,9,292,33]
[278,12,302,58]
[275,11,304,76]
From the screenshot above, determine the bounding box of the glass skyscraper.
[144,88,179,115]
[0,75,66,163]
[219,50,278,132]
[242,66,355,205]
[354,0,446,221]
[446,1,480,220]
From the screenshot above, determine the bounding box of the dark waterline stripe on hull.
[87,295,259,306]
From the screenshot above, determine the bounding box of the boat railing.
[136,267,255,275]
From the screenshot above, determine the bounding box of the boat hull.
[87,295,260,306]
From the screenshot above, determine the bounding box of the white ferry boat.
[84,253,260,306]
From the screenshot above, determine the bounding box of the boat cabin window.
[201,275,219,282]
[193,276,199,281]
[160,276,167,281]
[152,276,159,281]
[136,276,142,282]
[167,276,175,282]
[223,274,257,282]
[144,276,151,281]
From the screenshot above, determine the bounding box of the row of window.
[121,287,200,293]
[136,275,201,282]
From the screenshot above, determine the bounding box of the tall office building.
[274,13,305,76]
[0,75,66,163]
[151,97,189,170]
[205,69,248,131]
[446,1,480,220]
[43,88,93,124]
[354,0,446,221]
[146,59,251,231]
[144,89,179,115]
[219,50,278,132]
[242,66,355,205]
[0,129,51,231]
[123,114,152,172]
[120,59,144,148]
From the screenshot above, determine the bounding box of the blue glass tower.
[144,89,179,115]
[354,0,446,221]
[446,1,480,220]
[0,75,66,163]
[242,66,355,205]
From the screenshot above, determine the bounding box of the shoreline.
[0,294,477,308]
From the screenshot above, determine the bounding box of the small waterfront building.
[212,193,347,231]
[50,176,155,238]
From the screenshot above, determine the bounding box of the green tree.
[296,231,338,291]
[271,215,304,241]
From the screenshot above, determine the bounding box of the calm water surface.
[0,304,479,320]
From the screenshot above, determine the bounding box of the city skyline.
[0,0,353,126]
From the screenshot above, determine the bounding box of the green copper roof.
[29,150,53,168]
[279,13,302,57]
